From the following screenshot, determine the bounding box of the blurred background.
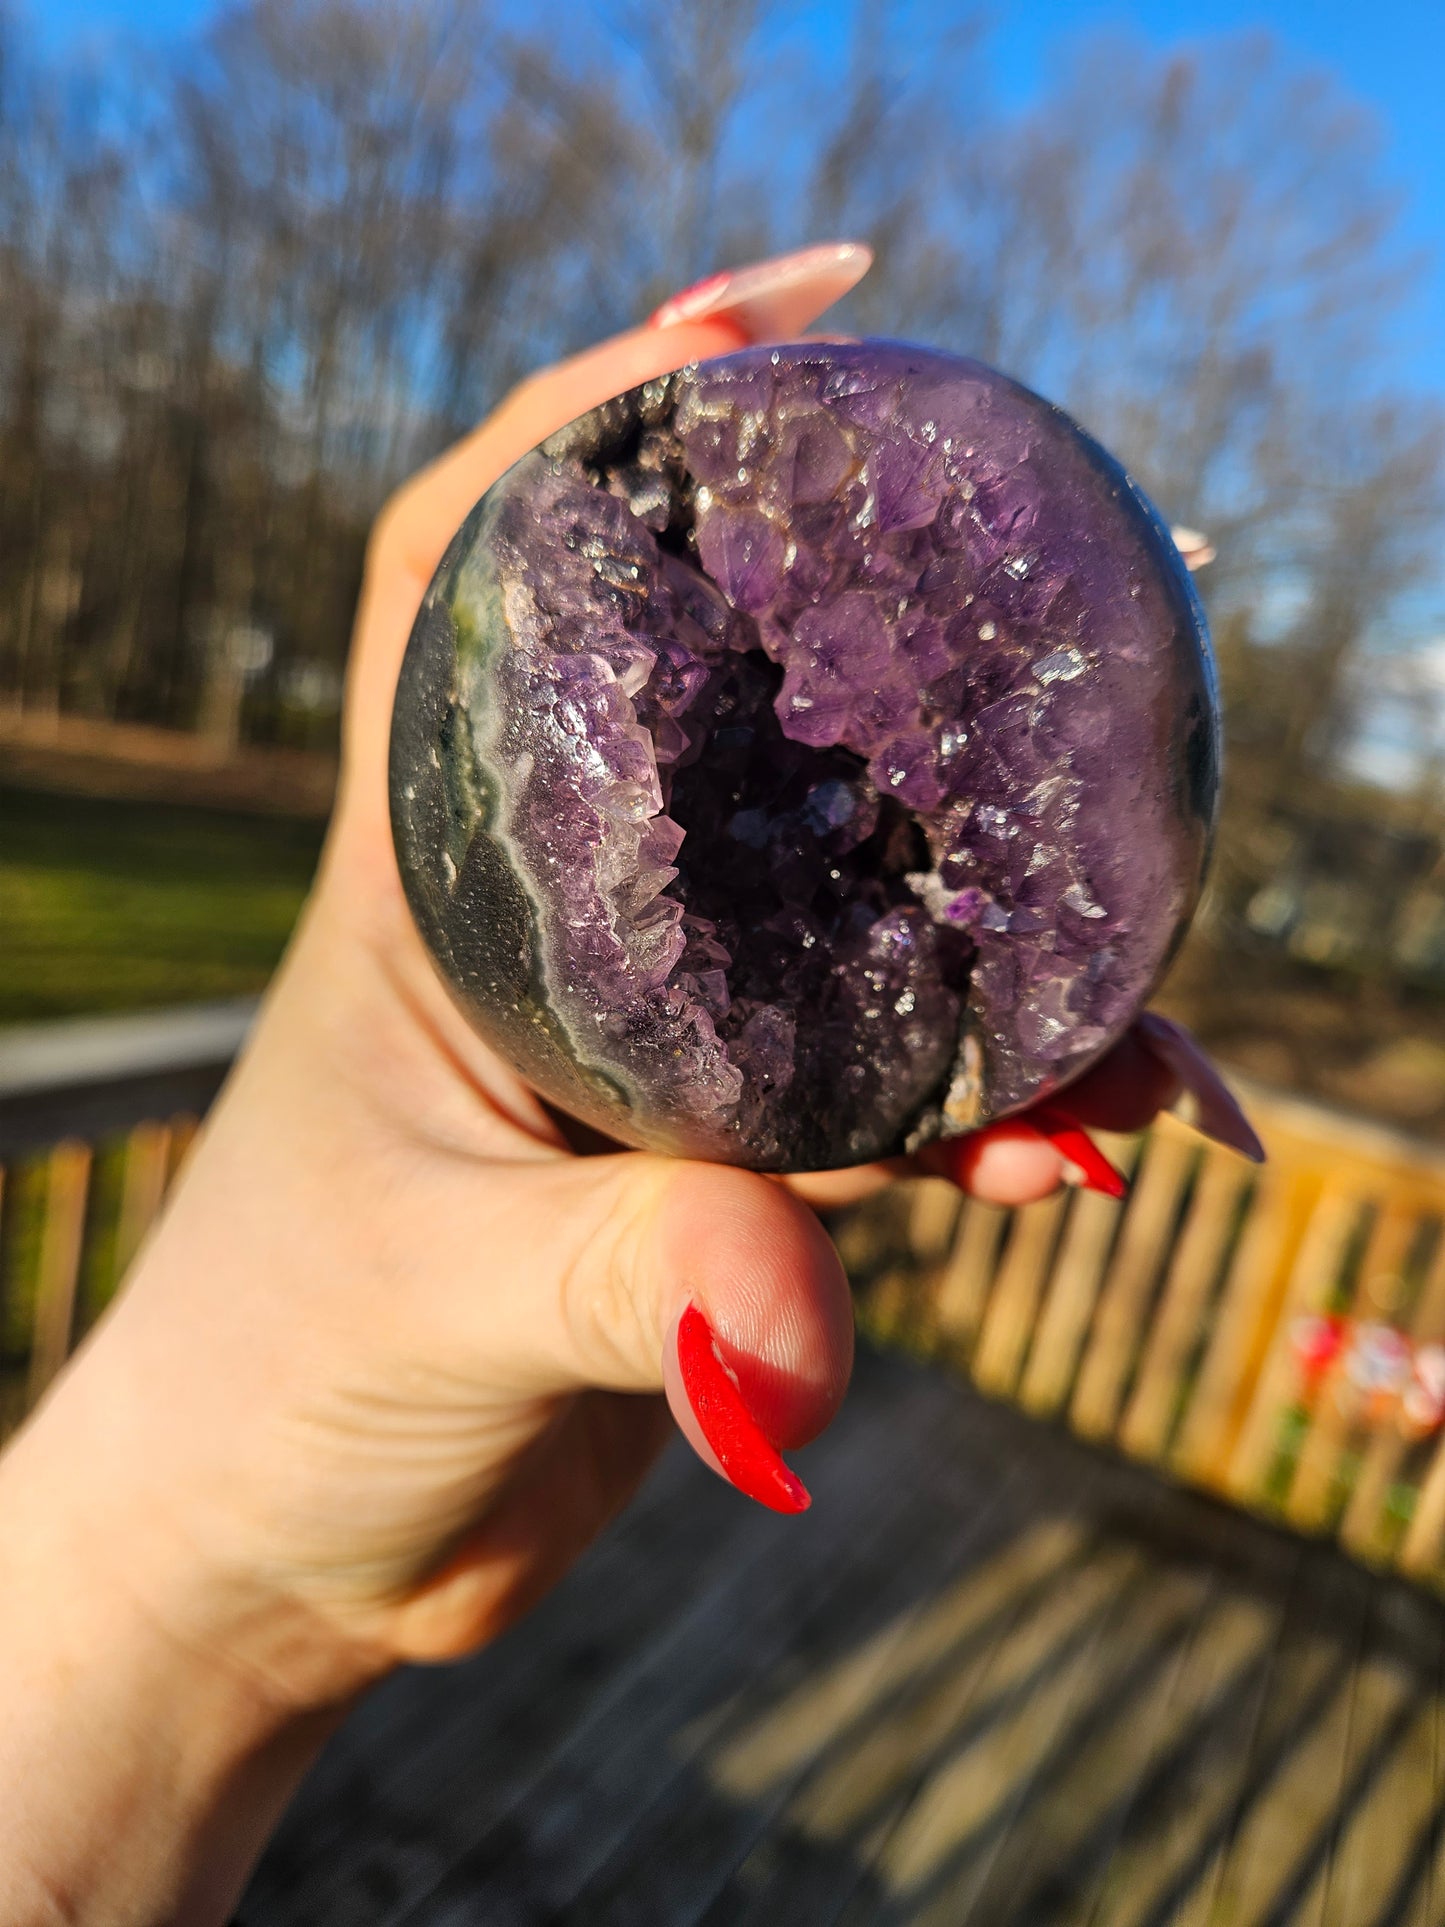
[11,12,1445,1896]
[3,0,1445,1131]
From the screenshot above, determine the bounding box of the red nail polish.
[932,1115,1125,1200]
[1027,1106,1130,1199]
[673,1305,811,1515]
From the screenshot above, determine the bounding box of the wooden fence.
[0,1002,252,1434]
[9,1006,1445,1597]
[845,1092,1445,1593]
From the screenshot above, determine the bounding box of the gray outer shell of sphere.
[389,340,1218,1172]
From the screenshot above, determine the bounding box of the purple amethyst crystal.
[389,342,1217,1170]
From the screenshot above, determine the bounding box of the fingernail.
[931,1114,1125,1200]
[647,241,873,339]
[933,1118,1052,1189]
[1171,526,1217,572]
[663,1304,811,1515]
[1027,1106,1131,1199]
[1136,1013,1266,1163]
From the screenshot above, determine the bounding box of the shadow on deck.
[239,1347,1445,1926]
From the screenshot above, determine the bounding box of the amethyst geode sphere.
[389,341,1217,1170]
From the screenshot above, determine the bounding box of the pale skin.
[0,256,1208,1924]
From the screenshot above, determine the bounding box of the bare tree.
[860,34,1445,931]
[0,0,1440,831]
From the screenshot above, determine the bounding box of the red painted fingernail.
[647,241,872,338]
[1135,1013,1265,1163]
[1027,1106,1130,1199]
[665,1304,810,1515]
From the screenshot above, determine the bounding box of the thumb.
[542,1155,856,1515]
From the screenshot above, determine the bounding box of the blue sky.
[33,0,1445,398]
[21,0,1445,788]
[983,0,1445,398]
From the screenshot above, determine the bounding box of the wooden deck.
[238,1347,1445,1927]
[10,1015,1445,1921]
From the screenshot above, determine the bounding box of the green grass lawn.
[0,786,326,1024]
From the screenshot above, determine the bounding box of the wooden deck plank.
[836,1537,1147,1855]
[968,1580,1275,1926]
[915,1554,1217,1924]
[568,1463,1068,1925]
[1163,1580,1371,1927]
[1247,1641,1416,1927]
[790,1479,1189,1925]
[241,1439,795,1915]
[242,1353,1445,1927]
[705,1514,1085,1813]
[1390,1658,1445,1927]
[1077,1567,1308,1927]
[1169,1554,1377,1927]
[450,1501,939,1926]
[691,1508,1099,1927]
[1055,1585,1287,1927]
[878,1562,1194,1922]
[286,1372,988,1923]
[1309,1695,1438,1927]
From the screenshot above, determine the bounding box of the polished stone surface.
[390,342,1217,1169]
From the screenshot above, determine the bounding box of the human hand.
[0,243,1259,1924]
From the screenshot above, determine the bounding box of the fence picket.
[932,1198,1009,1356]
[16,1016,1445,1599]
[1118,1151,1251,1464]
[1070,1128,1196,1443]
[972,1192,1068,1397]
[113,1119,174,1288]
[25,1140,93,1404]
[1284,1202,1421,1532]
[1171,1166,1319,1490]
[1341,1225,1445,1562]
[1017,1177,1129,1419]
[1219,1180,1365,1507]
